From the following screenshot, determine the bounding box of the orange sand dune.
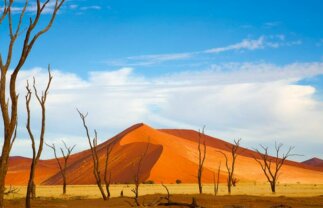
[6,123,323,185]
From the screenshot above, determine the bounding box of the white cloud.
[2,1,58,15]
[263,21,281,28]
[79,5,101,11]
[205,36,265,53]
[6,62,323,160]
[107,35,301,66]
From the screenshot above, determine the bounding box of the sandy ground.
[4,194,323,208]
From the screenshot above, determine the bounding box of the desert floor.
[4,183,323,207]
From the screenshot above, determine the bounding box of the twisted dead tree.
[104,140,116,199]
[217,139,241,194]
[77,109,107,200]
[46,141,75,194]
[197,126,206,194]
[253,142,298,193]
[131,140,150,206]
[25,68,53,208]
[0,1,65,206]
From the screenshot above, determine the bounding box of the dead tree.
[4,185,19,196]
[25,68,53,208]
[131,140,150,206]
[217,139,241,194]
[46,141,75,195]
[77,110,107,200]
[104,140,115,199]
[126,183,204,207]
[213,163,221,196]
[253,142,298,193]
[197,126,206,194]
[0,1,65,206]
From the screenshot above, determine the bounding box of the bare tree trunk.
[131,140,150,206]
[217,139,241,195]
[197,126,206,194]
[25,69,53,208]
[214,163,221,196]
[77,110,107,200]
[63,175,67,195]
[227,177,232,194]
[271,182,276,193]
[0,1,65,207]
[46,141,75,195]
[104,141,115,199]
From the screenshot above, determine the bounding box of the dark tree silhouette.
[104,140,116,199]
[25,68,53,208]
[0,1,65,206]
[197,126,206,194]
[46,141,76,194]
[77,110,107,200]
[253,142,298,193]
[213,163,221,196]
[131,140,150,206]
[217,139,241,194]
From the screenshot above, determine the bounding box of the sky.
[0,0,323,161]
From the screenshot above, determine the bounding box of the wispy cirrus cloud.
[263,21,281,28]
[1,1,58,14]
[108,53,193,67]
[79,5,101,11]
[105,35,302,66]
[205,36,265,53]
[1,1,102,15]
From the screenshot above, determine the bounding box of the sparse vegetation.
[77,110,108,200]
[217,139,241,195]
[46,141,76,195]
[176,179,182,184]
[253,142,299,193]
[197,126,206,194]
[25,69,53,208]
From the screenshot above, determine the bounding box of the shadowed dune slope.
[6,123,323,185]
[302,157,323,170]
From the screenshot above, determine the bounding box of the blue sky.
[1,0,323,160]
[8,0,323,75]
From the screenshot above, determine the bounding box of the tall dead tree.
[253,142,298,193]
[213,162,221,196]
[77,110,107,200]
[217,139,241,195]
[0,1,65,206]
[25,68,53,208]
[46,141,75,195]
[103,140,115,199]
[132,140,150,206]
[197,126,206,194]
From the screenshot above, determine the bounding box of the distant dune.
[302,157,323,170]
[6,123,323,185]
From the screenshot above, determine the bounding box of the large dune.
[6,123,323,185]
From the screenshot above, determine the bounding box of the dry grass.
[4,183,323,199]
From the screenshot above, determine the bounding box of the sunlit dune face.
[6,124,323,185]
